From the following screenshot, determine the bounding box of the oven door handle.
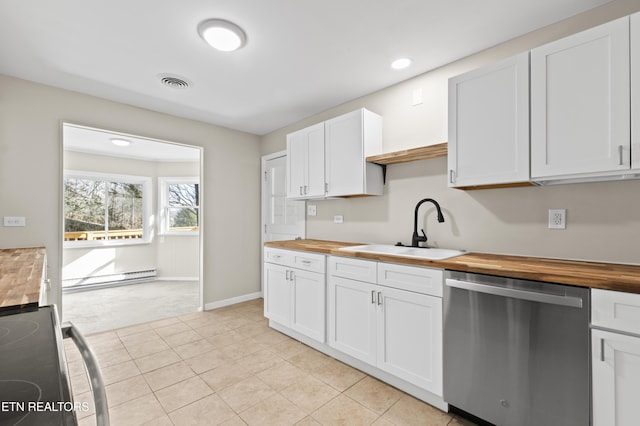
[445,278,583,308]
[62,322,110,426]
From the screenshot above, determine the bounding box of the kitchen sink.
[338,244,466,260]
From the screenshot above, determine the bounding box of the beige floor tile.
[154,321,192,338]
[288,348,333,374]
[312,358,366,392]
[143,361,196,391]
[123,335,170,359]
[116,322,153,338]
[234,348,283,375]
[163,329,204,348]
[449,415,478,425]
[95,347,133,369]
[70,369,91,394]
[295,417,322,426]
[218,338,270,360]
[344,376,404,414]
[67,358,87,377]
[251,328,293,346]
[280,374,340,413]
[108,393,166,426]
[154,376,214,413]
[219,415,248,425]
[191,321,231,338]
[78,414,96,426]
[382,395,453,426]
[239,393,306,426]
[106,374,152,407]
[256,361,310,392]
[168,394,237,426]
[218,376,275,413]
[118,329,162,347]
[141,414,174,426]
[269,339,309,360]
[234,321,269,339]
[185,348,231,374]
[134,348,182,374]
[86,334,126,354]
[222,316,255,330]
[73,391,95,419]
[174,339,216,359]
[101,360,141,386]
[372,417,397,426]
[311,394,379,425]
[206,330,248,348]
[148,316,182,329]
[199,361,252,392]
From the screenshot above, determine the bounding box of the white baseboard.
[204,292,263,311]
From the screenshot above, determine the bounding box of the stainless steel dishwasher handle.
[445,278,583,308]
[62,322,110,426]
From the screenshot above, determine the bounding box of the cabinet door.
[306,124,326,197]
[290,269,325,342]
[325,109,365,197]
[632,12,640,170]
[327,276,377,365]
[448,52,530,187]
[376,287,443,395]
[592,329,640,426]
[263,263,291,326]
[286,128,309,199]
[531,17,630,179]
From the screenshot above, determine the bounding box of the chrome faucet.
[411,198,445,247]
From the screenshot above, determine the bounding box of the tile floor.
[65,298,475,426]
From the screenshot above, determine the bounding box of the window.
[159,177,200,235]
[64,171,151,245]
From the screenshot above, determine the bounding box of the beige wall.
[0,75,261,310]
[261,0,640,265]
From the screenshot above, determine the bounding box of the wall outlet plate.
[548,209,566,229]
[333,215,344,224]
[3,216,26,227]
[307,204,317,216]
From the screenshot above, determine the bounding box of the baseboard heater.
[63,269,157,292]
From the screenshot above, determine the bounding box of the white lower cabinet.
[591,288,640,426]
[264,248,325,342]
[327,256,443,396]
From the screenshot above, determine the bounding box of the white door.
[290,268,325,342]
[592,328,640,426]
[531,16,630,178]
[263,153,305,242]
[376,287,443,395]
[327,276,377,365]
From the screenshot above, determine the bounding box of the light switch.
[307,205,317,216]
[3,216,26,227]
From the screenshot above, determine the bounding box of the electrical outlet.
[333,215,344,224]
[548,209,566,230]
[307,204,317,216]
[3,216,26,227]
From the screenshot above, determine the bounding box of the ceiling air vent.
[158,74,191,89]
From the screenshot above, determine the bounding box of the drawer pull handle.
[285,270,290,281]
[300,260,312,265]
[377,291,382,306]
[618,145,624,166]
[600,338,605,362]
[371,290,376,304]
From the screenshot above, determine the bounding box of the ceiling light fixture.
[391,58,412,70]
[110,138,131,147]
[198,19,247,52]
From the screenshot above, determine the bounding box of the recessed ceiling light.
[198,19,247,52]
[391,58,412,70]
[111,138,131,147]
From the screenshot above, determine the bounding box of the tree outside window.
[160,178,200,234]
[64,172,150,244]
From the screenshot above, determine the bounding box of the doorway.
[61,123,203,334]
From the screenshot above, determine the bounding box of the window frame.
[158,177,200,236]
[63,170,152,248]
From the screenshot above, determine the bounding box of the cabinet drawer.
[377,263,443,297]
[329,256,377,283]
[264,248,325,273]
[592,289,640,336]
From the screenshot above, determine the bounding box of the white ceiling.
[0,0,612,136]
[64,124,200,162]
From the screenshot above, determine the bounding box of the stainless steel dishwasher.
[443,270,590,426]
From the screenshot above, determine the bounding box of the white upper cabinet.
[325,109,383,197]
[448,52,530,188]
[286,122,325,199]
[286,108,383,199]
[632,12,640,171]
[531,16,631,180]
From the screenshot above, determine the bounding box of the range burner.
[0,319,40,348]
[0,380,42,424]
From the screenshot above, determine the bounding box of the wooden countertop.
[0,247,46,314]
[264,239,640,293]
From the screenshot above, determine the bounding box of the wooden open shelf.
[366,142,448,165]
